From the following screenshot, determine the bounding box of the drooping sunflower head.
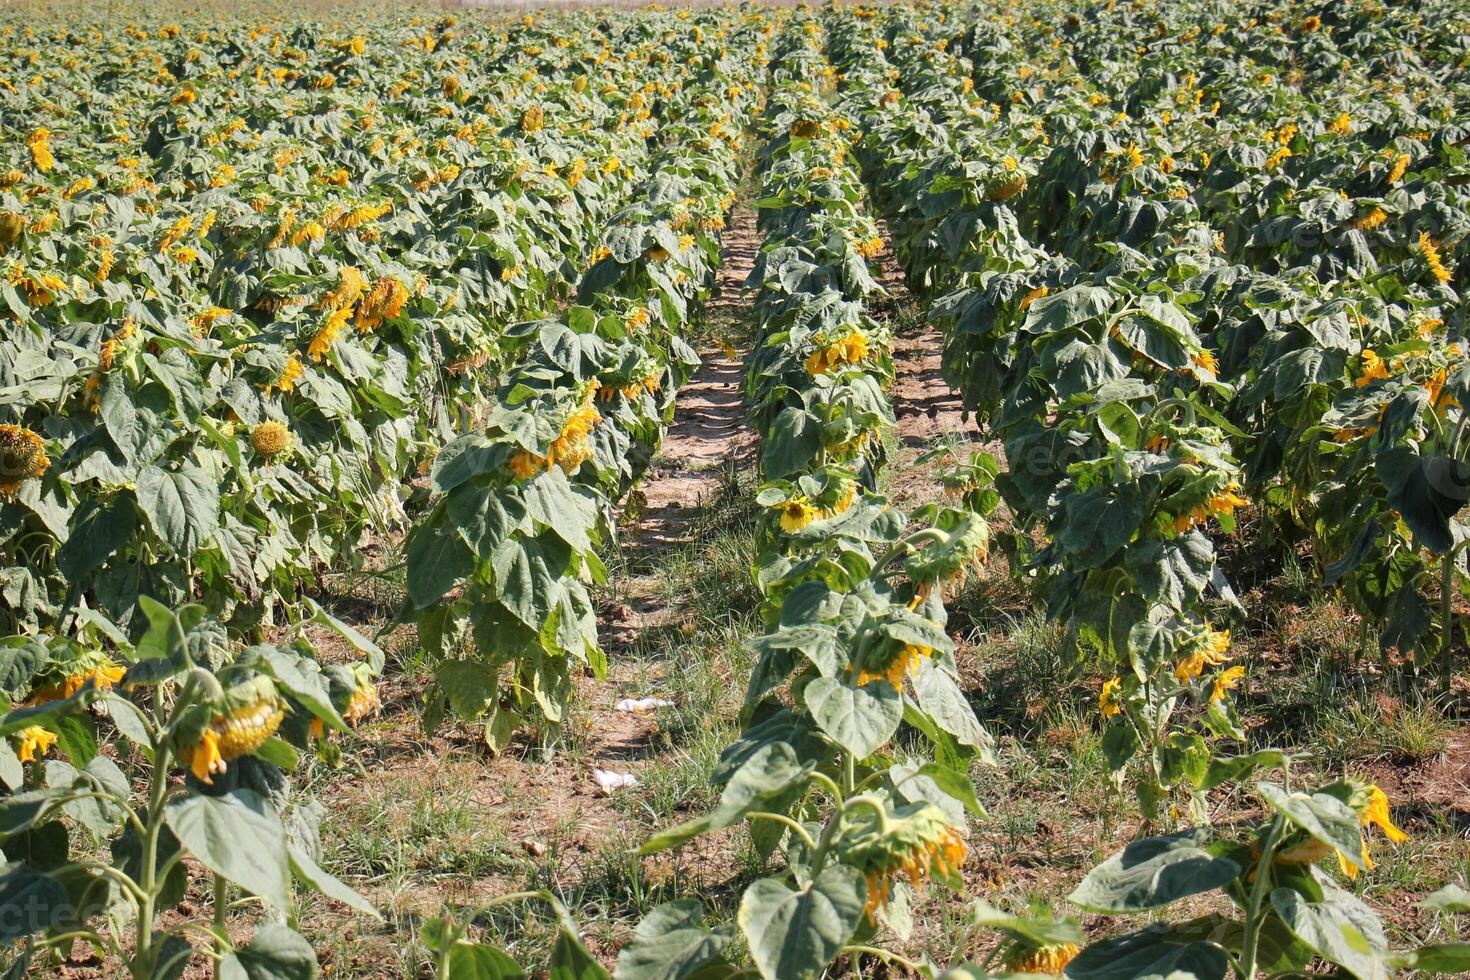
[853,640,934,689]
[1274,779,1408,880]
[1004,942,1081,975]
[13,725,57,764]
[906,510,990,597]
[0,424,49,499]
[28,649,127,704]
[777,495,819,532]
[987,170,1028,202]
[838,802,968,922]
[789,118,824,140]
[0,210,23,251]
[805,328,872,376]
[181,675,287,785]
[1173,623,1231,683]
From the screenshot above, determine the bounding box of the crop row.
[822,2,1469,976]
[0,13,704,643]
[613,12,1000,979]
[399,25,767,747]
[0,7,775,977]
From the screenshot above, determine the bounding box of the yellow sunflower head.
[250,420,291,458]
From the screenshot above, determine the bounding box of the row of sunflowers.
[815,0,1467,976]
[0,9,698,640]
[615,13,1019,979]
[0,5,773,977]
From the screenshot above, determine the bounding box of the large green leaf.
[1377,448,1470,555]
[287,841,379,918]
[1125,534,1213,608]
[57,495,138,581]
[442,944,525,980]
[614,900,732,980]
[1056,486,1144,569]
[1393,943,1470,973]
[550,925,612,980]
[448,484,527,561]
[432,435,502,492]
[136,463,220,557]
[1272,882,1389,980]
[1257,783,1366,873]
[737,867,866,980]
[0,861,69,941]
[1068,830,1240,914]
[1420,883,1470,913]
[1065,927,1230,980]
[803,676,901,759]
[435,659,499,720]
[492,533,572,630]
[406,516,478,608]
[910,662,993,758]
[219,925,319,980]
[165,788,291,911]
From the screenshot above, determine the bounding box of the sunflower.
[1418,232,1452,285]
[190,306,232,337]
[1005,943,1081,975]
[805,330,870,376]
[263,206,297,248]
[263,354,305,395]
[0,425,49,499]
[308,304,353,363]
[1352,207,1387,231]
[158,213,194,253]
[777,495,819,532]
[1170,487,1249,534]
[14,726,57,764]
[180,678,286,785]
[28,653,126,703]
[854,642,933,688]
[0,211,22,252]
[1386,152,1410,186]
[1276,782,1407,879]
[1174,627,1231,683]
[26,128,54,173]
[840,804,968,922]
[1355,348,1392,387]
[1099,677,1122,718]
[356,275,410,332]
[331,201,392,232]
[317,266,366,311]
[509,395,603,478]
[344,680,381,725]
[1425,367,1461,415]
[251,421,291,458]
[987,171,1028,201]
[1018,285,1049,313]
[1210,665,1245,702]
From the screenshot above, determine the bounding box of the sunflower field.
[0,0,1468,977]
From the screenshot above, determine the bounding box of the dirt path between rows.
[864,225,980,512]
[605,202,760,642]
[625,204,759,554]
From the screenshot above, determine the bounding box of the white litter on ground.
[615,696,675,713]
[592,769,640,794]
